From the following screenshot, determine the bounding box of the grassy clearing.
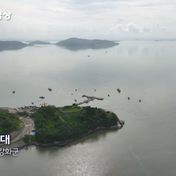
[61,106,82,113]
[45,119,56,129]
[62,114,81,125]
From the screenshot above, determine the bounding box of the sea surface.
[0,41,176,176]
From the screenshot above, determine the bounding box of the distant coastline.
[0,38,119,51]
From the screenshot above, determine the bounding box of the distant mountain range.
[0,38,119,51]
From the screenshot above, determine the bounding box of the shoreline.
[13,124,123,150]
[0,106,124,150]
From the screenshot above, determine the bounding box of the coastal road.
[11,117,34,143]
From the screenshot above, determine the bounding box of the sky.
[0,0,176,41]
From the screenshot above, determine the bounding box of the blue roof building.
[31,132,35,135]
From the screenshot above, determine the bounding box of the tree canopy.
[0,111,22,134]
[31,105,118,143]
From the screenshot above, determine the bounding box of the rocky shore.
[12,124,124,150]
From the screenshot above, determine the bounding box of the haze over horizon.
[0,0,176,41]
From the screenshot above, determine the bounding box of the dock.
[76,95,104,105]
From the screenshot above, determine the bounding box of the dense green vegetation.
[0,112,22,134]
[23,135,36,144]
[61,105,82,113]
[17,111,29,117]
[31,105,118,143]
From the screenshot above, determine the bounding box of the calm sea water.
[1,41,176,176]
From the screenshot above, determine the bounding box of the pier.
[75,95,104,105]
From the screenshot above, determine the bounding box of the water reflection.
[127,47,139,55]
[35,129,121,154]
[56,45,119,51]
[0,47,27,52]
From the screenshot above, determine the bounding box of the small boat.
[39,96,45,99]
[120,120,125,125]
[48,88,52,91]
[117,88,121,93]
[139,99,141,102]
[12,91,15,94]
[128,97,130,100]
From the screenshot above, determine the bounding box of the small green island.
[31,105,124,145]
[0,104,124,148]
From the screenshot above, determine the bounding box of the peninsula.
[55,37,119,50]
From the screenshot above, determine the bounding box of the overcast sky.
[0,0,176,41]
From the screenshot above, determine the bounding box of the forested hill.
[0,41,27,51]
[55,38,119,50]
[31,105,118,143]
[0,111,22,134]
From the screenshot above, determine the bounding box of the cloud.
[117,18,126,23]
[160,26,170,32]
[137,2,176,7]
[0,0,175,40]
[128,23,140,32]
[150,23,172,32]
[109,22,140,33]
[109,21,172,34]
[142,25,151,32]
